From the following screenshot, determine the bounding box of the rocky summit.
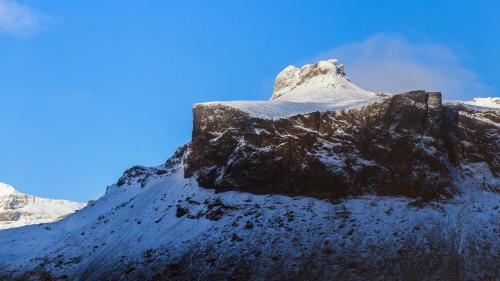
[0,60,498,281]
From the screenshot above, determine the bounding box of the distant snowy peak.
[0,182,85,229]
[461,97,500,109]
[0,182,18,196]
[271,59,379,103]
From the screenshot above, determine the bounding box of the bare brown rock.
[186,91,499,199]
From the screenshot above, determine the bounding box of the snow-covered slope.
[197,59,387,119]
[0,151,498,280]
[0,182,85,229]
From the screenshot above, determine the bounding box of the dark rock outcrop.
[186,91,499,199]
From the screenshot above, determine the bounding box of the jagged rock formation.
[0,59,498,281]
[0,182,84,229]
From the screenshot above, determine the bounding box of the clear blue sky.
[0,0,498,201]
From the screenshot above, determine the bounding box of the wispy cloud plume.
[316,34,492,100]
[0,0,50,36]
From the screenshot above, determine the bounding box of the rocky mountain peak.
[271,59,374,102]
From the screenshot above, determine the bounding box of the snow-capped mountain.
[271,59,378,102]
[0,182,85,229]
[0,60,498,281]
[200,59,385,119]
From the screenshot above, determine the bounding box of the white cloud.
[0,0,49,36]
[314,34,493,100]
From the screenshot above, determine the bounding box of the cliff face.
[186,91,499,200]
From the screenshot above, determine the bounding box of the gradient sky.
[0,0,498,202]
